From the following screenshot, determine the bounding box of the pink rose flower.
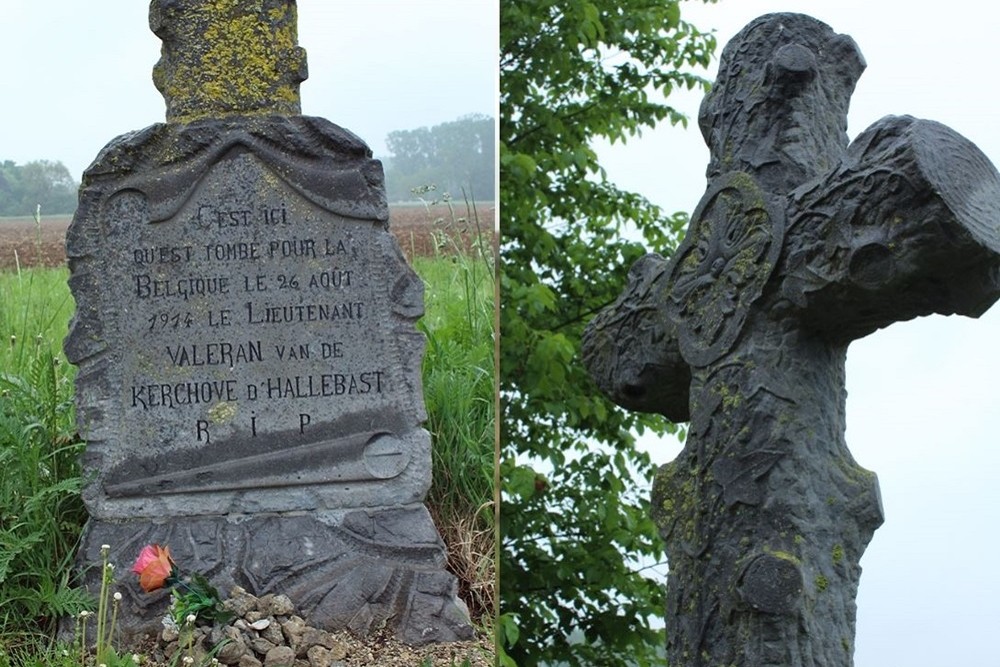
[131,543,175,592]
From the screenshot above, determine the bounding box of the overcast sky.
[0,1,496,179]
[605,2,1000,666]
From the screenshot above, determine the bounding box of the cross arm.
[582,253,691,423]
[779,115,1000,343]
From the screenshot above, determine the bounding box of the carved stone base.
[74,506,472,645]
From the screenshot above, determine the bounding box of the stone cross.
[583,13,1000,666]
[65,0,471,644]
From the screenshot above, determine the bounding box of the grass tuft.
[414,195,496,626]
[0,268,90,659]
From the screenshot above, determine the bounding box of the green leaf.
[507,465,539,501]
[501,0,716,664]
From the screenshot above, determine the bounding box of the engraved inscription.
[110,157,401,461]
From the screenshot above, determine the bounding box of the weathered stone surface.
[260,620,286,647]
[583,12,1000,667]
[216,626,249,665]
[306,646,336,667]
[300,628,338,652]
[77,507,469,642]
[252,638,278,657]
[281,616,307,655]
[260,595,295,618]
[65,0,471,648]
[149,0,307,122]
[68,124,423,519]
[225,588,258,618]
[263,646,296,667]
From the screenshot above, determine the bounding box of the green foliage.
[416,200,497,624]
[384,115,495,202]
[170,573,233,627]
[0,161,78,217]
[0,268,90,655]
[500,1,716,665]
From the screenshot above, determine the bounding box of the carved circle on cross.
[666,171,785,367]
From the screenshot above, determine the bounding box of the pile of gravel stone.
[149,587,493,667]
[157,588,347,667]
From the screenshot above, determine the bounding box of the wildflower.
[114,592,123,601]
[131,544,175,592]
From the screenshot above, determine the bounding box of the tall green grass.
[0,269,89,659]
[415,198,496,625]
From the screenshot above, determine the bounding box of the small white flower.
[186,614,197,625]
[101,544,111,551]
[114,592,123,601]
[182,657,194,665]
[132,654,142,664]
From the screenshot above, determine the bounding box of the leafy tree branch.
[500,1,716,665]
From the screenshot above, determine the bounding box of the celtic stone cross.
[583,13,1000,666]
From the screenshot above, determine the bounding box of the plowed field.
[0,203,495,271]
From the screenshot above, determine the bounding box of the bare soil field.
[0,202,496,271]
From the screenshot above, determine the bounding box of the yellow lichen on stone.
[208,401,237,424]
[151,0,305,123]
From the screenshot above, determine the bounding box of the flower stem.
[106,595,120,655]
[77,612,86,666]
[95,545,114,663]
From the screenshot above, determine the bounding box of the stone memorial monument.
[583,13,1000,666]
[65,0,471,644]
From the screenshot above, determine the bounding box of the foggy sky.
[0,1,496,179]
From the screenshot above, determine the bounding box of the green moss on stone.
[152,0,305,123]
[763,546,800,566]
[208,400,237,424]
